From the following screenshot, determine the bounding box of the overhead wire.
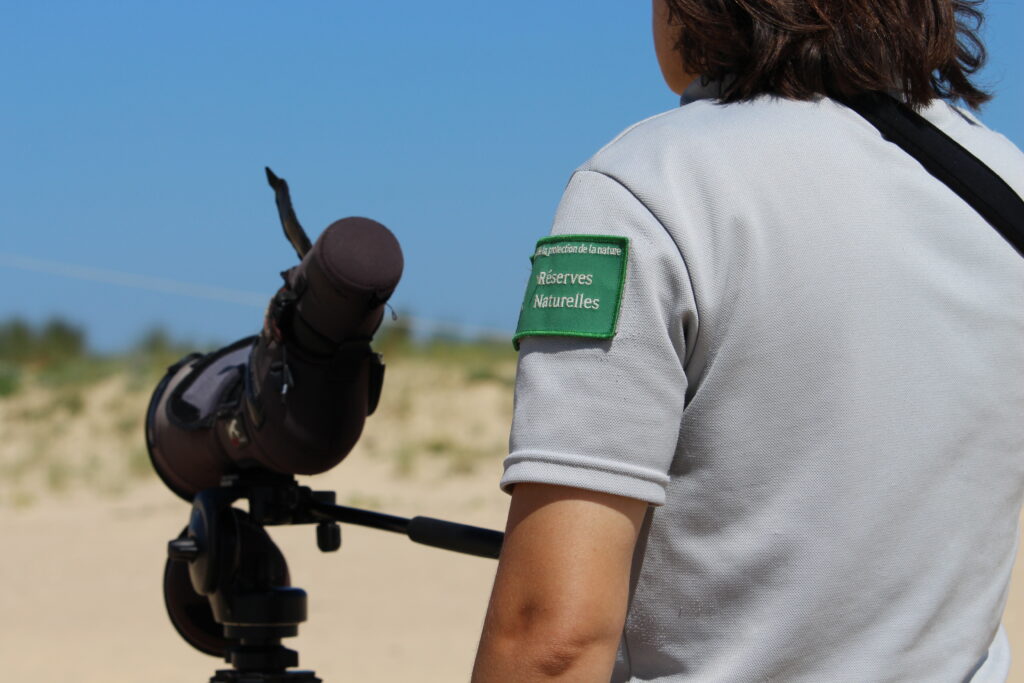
[0,252,511,340]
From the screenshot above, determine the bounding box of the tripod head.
[164,471,503,681]
[164,473,328,681]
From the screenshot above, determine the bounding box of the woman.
[474,1,1024,681]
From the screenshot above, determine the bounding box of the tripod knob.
[316,521,341,552]
[168,537,201,562]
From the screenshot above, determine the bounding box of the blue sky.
[1,1,1021,350]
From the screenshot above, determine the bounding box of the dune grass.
[0,318,517,507]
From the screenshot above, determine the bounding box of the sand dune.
[2,359,1022,681]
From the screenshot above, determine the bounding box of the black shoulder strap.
[842,92,1024,259]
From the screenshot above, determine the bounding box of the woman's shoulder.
[579,96,837,191]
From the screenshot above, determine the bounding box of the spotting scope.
[146,169,503,682]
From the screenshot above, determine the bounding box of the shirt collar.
[680,77,729,106]
[680,79,967,126]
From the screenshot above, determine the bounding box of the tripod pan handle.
[407,517,504,559]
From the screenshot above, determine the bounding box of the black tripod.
[163,471,504,682]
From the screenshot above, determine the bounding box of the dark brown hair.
[662,0,992,109]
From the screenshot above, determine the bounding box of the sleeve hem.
[500,450,669,506]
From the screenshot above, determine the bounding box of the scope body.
[147,216,403,499]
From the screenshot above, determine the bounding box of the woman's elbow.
[481,610,622,679]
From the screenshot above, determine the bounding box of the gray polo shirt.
[503,81,1024,682]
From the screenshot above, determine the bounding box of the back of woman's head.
[662,0,991,109]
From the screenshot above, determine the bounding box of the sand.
[0,358,515,682]
[0,455,509,682]
[2,361,1023,681]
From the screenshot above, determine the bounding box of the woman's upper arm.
[473,483,648,680]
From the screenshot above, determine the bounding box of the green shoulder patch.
[513,234,629,349]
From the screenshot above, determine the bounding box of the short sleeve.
[502,169,697,505]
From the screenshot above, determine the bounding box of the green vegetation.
[384,327,517,389]
[0,319,199,399]
[127,447,154,480]
[0,316,514,396]
[0,318,85,365]
[343,491,384,509]
[0,316,515,508]
[0,318,87,397]
[392,444,417,478]
[0,319,207,507]
[0,363,20,397]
